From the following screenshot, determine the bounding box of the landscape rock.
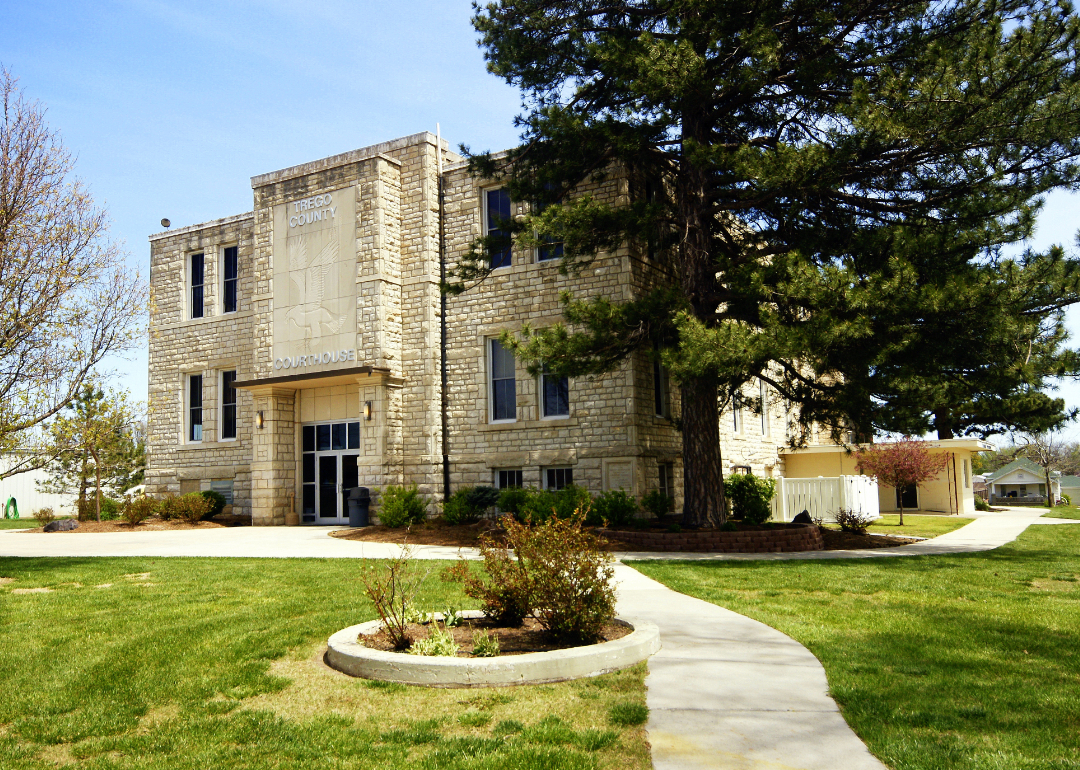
[792,511,813,524]
[43,519,79,532]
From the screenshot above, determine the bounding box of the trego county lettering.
[289,192,336,228]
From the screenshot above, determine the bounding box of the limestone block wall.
[441,162,677,501]
[146,214,257,515]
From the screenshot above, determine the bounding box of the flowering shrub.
[359,543,433,650]
[445,511,616,642]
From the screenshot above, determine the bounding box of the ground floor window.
[658,462,675,499]
[188,374,203,442]
[221,370,237,439]
[495,469,523,489]
[543,467,573,490]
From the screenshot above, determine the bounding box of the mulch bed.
[330,519,509,548]
[819,528,919,549]
[19,514,252,533]
[361,616,631,657]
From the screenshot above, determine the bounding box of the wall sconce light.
[364,401,373,421]
[255,411,264,429]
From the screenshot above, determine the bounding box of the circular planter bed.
[326,611,660,687]
[597,522,824,553]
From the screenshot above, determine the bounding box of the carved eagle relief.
[283,231,347,340]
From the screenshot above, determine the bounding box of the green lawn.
[0,518,38,529]
[633,523,1080,770]
[862,514,974,539]
[0,557,649,770]
[1044,504,1080,520]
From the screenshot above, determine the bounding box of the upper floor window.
[541,366,569,418]
[190,253,205,319]
[222,246,238,313]
[536,187,563,262]
[188,374,203,442]
[653,352,670,418]
[221,370,237,440]
[490,338,516,422]
[760,379,771,437]
[485,188,512,269]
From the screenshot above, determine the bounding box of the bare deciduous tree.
[1023,432,1070,510]
[0,68,144,476]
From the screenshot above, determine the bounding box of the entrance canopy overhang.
[233,366,401,392]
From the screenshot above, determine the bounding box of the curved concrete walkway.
[2,507,1074,769]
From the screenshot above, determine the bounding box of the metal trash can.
[348,487,371,528]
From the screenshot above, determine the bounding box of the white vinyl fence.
[771,475,880,523]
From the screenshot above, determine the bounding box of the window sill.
[479,418,578,432]
[175,440,242,451]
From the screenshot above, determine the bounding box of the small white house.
[984,458,1059,505]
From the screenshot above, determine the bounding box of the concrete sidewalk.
[614,564,886,770]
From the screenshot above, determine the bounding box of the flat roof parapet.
[250,131,458,188]
[148,211,255,242]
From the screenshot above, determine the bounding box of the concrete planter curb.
[326,611,661,688]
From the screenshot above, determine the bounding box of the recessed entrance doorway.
[302,421,361,524]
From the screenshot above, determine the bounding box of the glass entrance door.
[301,421,362,524]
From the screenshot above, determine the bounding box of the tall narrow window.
[541,366,569,418]
[222,246,238,313]
[653,354,670,418]
[536,187,563,262]
[490,339,516,422]
[221,370,236,440]
[190,253,204,319]
[658,463,674,499]
[485,188,512,269]
[733,392,743,433]
[188,374,203,442]
[760,379,771,436]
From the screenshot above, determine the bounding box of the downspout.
[437,125,451,503]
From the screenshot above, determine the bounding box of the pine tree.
[39,384,143,521]
[455,1,1080,527]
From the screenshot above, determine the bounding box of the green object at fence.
[4,497,18,519]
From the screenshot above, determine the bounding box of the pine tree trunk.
[680,373,726,528]
[675,102,726,529]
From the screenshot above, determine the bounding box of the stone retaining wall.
[599,523,824,553]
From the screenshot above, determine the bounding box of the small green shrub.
[32,507,56,528]
[78,496,121,521]
[378,484,428,528]
[496,486,530,517]
[410,625,459,656]
[173,493,214,524]
[590,489,638,527]
[515,484,593,524]
[120,495,156,526]
[358,544,432,651]
[723,473,776,524]
[200,490,227,519]
[442,488,481,525]
[641,489,674,520]
[720,521,737,532]
[666,523,682,533]
[442,606,463,627]
[157,494,179,520]
[974,496,991,511]
[1057,493,1072,506]
[472,629,500,657]
[466,485,500,512]
[608,702,649,726]
[835,508,874,535]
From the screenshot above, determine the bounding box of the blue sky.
[3,0,1079,444]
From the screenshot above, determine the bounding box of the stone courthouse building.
[146,132,790,525]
